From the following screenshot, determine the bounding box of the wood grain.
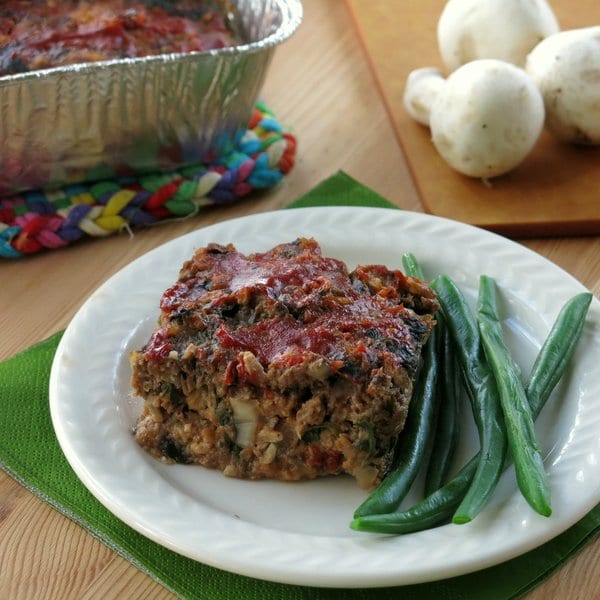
[347,0,600,237]
[0,1,599,599]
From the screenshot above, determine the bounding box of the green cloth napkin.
[1,171,598,600]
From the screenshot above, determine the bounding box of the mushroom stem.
[403,67,446,126]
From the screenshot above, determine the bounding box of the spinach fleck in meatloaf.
[131,238,438,489]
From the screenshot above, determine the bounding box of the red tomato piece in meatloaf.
[131,238,438,489]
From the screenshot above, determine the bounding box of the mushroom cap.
[438,0,559,71]
[430,59,545,178]
[526,27,600,144]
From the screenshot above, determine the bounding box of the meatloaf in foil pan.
[0,0,302,196]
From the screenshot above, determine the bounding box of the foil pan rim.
[0,0,303,86]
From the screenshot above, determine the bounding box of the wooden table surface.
[1,1,599,598]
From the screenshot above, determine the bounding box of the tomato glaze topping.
[145,239,423,376]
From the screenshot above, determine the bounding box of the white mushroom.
[526,26,600,145]
[437,0,559,71]
[229,396,258,448]
[429,59,545,178]
[403,67,446,126]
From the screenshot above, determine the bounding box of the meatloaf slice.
[131,238,438,489]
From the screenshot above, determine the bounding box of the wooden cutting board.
[346,0,600,237]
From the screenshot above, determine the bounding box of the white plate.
[49,207,600,588]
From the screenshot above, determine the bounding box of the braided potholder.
[0,102,296,258]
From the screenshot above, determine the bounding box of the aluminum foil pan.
[0,0,302,196]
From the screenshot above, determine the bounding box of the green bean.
[477,275,551,517]
[351,456,477,534]
[526,293,593,411]
[401,254,462,497]
[432,275,507,524]
[353,254,441,517]
[350,291,593,534]
[401,252,426,280]
[424,322,461,496]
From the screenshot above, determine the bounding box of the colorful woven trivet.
[0,102,296,258]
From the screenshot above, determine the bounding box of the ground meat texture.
[0,0,237,76]
[131,238,439,489]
